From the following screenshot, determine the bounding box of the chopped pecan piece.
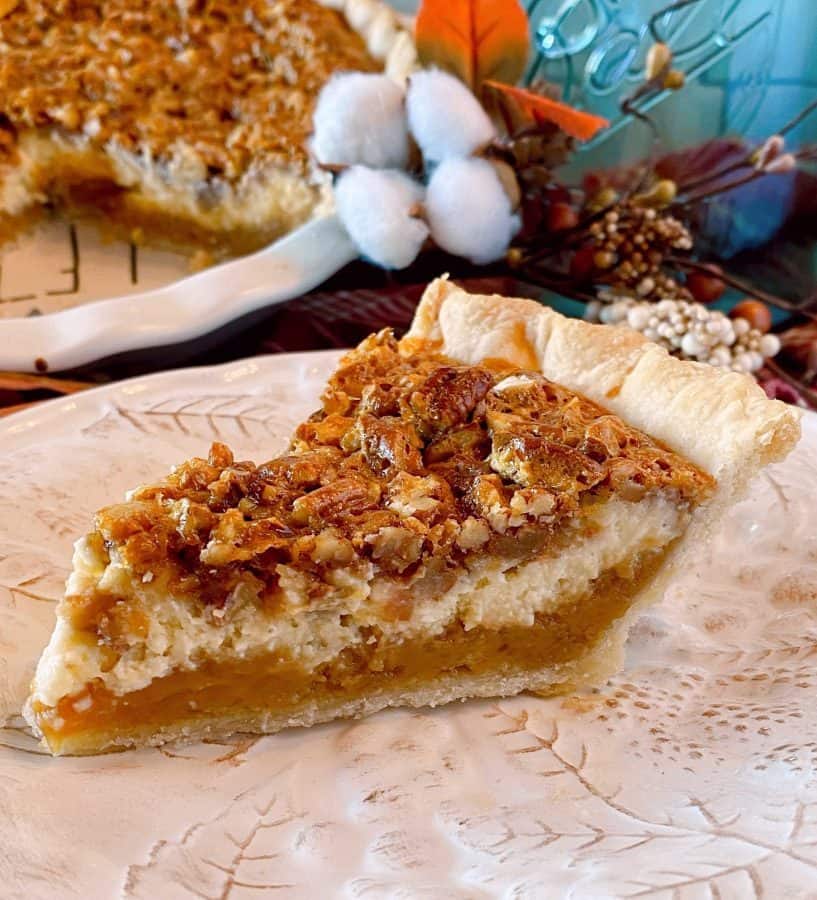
[293,413,354,448]
[408,365,495,438]
[359,382,400,417]
[455,517,491,550]
[201,508,290,565]
[208,442,234,468]
[387,471,454,520]
[207,465,254,512]
[96,500,164,545]
[290,476,381,529]
[509,487,558,520]
[424,422,490,464]
[289,529,356,568]
[581,415,637,460]
[170,498,216,545]
[467,474,511,519]
[311,529,356,565]
[367,526,425,573]
[322,330,403,414]
[257,447,343,490]
[490,432,605,493]
[354,414,423,476]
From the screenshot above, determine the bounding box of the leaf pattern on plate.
[0,354,816,898]
[84,394,303,447]
[123,778,303,900]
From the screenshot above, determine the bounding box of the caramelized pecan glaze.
[0,0,378,177]
[71,330,714,637]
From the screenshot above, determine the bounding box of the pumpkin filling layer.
[31,547,669,754]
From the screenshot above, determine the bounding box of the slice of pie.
[0,0,412,258]
[25,278,800,755]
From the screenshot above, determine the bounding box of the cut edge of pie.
[0,0,416,259]
[24,277,801,755]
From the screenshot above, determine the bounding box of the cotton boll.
[312,73,409,169]
[425,158,519,264]
[335,167,428,269]
[406,69,496,162]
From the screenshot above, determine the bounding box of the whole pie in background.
[0,0,412,259]
[24,278,800,755]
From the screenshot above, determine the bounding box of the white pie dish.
[0,215,358,373]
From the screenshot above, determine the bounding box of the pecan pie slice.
[25,279,800,755]
[0,0,412,257]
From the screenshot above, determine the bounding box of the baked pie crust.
[0,0,415,257]
[25,278,801,755]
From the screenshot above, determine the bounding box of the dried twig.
[0,372,94,394]
[664,256,817,320]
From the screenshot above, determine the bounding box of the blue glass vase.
[525,0,816,164]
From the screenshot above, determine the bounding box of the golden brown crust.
[405,277,802,487]
[0,0,379,179]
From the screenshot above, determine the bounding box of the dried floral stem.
[675,102,817,195]
[675,158,752,194]
[675,169,771,206]
[620,108,659,194]
[617,1,709,194]
[777,96,817,139]
[665,255,817,320]
[794,144,817,162]
[514,200,615,260]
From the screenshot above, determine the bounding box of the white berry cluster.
[312,69,520,268]
[587,295,781,373]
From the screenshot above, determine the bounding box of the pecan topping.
[0,0,379,176]
[408,365,495,438]
[80,328,715,624]
[425,422,490,464]
[256,448,343,490]
[490,432,605,492]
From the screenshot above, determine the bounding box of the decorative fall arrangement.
[311,0,606,268]
[310,0,817,407]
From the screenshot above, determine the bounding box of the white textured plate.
[0,216,356,373]
[1,352,817,900]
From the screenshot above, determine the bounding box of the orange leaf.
[415,0,530,92]
[483,80,609,141]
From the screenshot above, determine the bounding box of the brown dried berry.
[547,201,579,232]
[730,299,772,333]
[686,266,725,303]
